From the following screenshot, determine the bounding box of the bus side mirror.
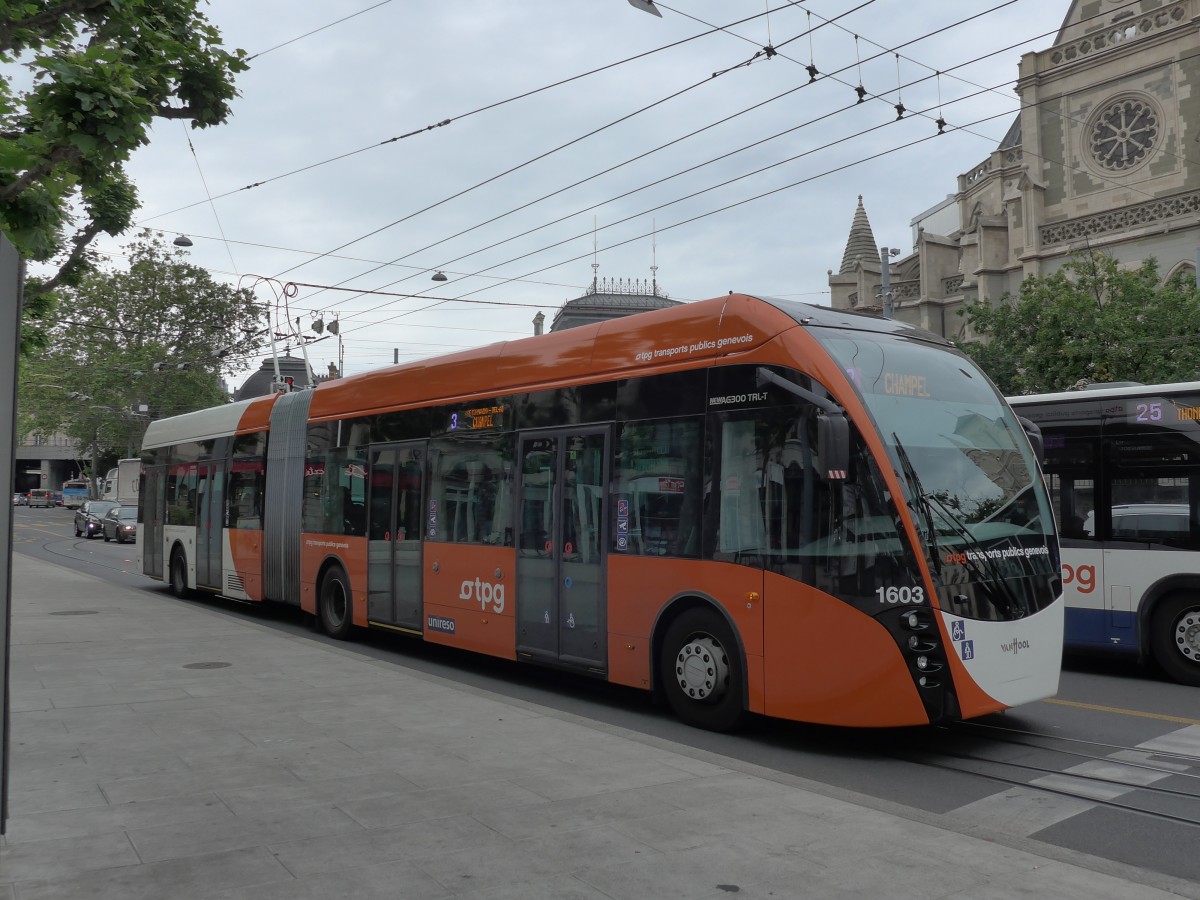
[818,413,850,479]
[1018,416,1044,465]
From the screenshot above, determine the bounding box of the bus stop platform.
[2,553,1195,900]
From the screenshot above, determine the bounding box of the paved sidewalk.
[2,553,1196,900]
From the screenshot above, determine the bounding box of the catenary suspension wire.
[135,1,816,225]
[292,0,1018,305]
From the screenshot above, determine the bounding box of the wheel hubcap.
[674,635,729,701]
[328,584,347,624]
[1175,611,1200,662]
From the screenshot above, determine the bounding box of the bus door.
[516,427,608,670]
[142,466,165,578]
[196,460,226,589]
[367,442,426,631]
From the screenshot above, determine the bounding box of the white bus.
[1010,381,1200,685]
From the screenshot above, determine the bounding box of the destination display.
[1097,396,1200,425]
[444,401,507,432]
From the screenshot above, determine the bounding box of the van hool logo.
[1000,637,1031,655]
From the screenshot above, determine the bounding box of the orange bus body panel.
[236,395,277,434]
[298,534,367,618]
[305,295,805,423]
[307,363,429,421]
[229,530,265,602]
[422,544,516,659]
[940,635,1005,718]
[607,556,766,714]
[762,572,930,727]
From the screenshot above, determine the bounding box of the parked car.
[101,506,138,543]
[74,499,119,538]
[12,492,25,505]
[27,488,54,508]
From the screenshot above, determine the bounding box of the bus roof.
[306,293,946,421]
[140,292,949,446]
[1010,380,1200,404]
[142,395,273,450]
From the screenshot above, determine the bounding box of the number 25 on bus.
[138,294,1063,730]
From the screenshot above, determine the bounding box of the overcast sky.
[87,0,1069,390]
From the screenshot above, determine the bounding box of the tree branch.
[33,219,105,296]
[0,144,83,203]
[0,0,112,55]
[155,104,201,120]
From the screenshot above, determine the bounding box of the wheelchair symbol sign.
[950,620,966,642]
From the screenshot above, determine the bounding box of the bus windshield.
[817,331,1058,601]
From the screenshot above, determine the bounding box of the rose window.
[1091,98,1158,171]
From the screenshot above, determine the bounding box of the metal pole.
[880,246,894,319]
[91,429,99,499]
[0,233,21,834]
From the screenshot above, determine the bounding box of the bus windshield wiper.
[892,434,1023,617]
[891,434,942,579]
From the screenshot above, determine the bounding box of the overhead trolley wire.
[136,0,821,226]
[322,1,1182,335]
[270,0,881,287]
[327,1,1051,313]
[119,0,1180,369]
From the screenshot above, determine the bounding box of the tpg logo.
[1062,563,1095,594]
[460,578,506,613]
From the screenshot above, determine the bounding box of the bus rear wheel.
[660,608,744,732]
[169,549,191,599]
[318,565,353,640]
[1151,594,1200,686]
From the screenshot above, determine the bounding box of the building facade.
[547,276,680,333]
[830,0,1200,339]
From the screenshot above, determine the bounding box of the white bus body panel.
[160,524,196,589]
[940,596,1064,708]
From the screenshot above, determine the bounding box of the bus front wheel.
[318,566,353,640]
[169,550,191,599]
[660,608,745,732]
[1151,595,1200,686]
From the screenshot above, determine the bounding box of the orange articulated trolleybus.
[138,294,1063,731]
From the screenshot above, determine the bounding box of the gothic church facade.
[830,0,1200,339]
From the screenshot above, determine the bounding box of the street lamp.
[877,246,901,319]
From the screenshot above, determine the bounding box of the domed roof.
[550,277,681,332]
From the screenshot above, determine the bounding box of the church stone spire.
[839,195,878,274]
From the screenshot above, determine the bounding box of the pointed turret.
[839,195,878,274]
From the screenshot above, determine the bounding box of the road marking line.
[1043,697,1200,726]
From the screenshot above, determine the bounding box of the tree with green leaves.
[19,231,263,469]
[1,0,247,354]
[957,253,1200,396]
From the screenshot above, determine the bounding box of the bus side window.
[612,418,702,559]
[1045,473,1095,540]
[429,432,513,546]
